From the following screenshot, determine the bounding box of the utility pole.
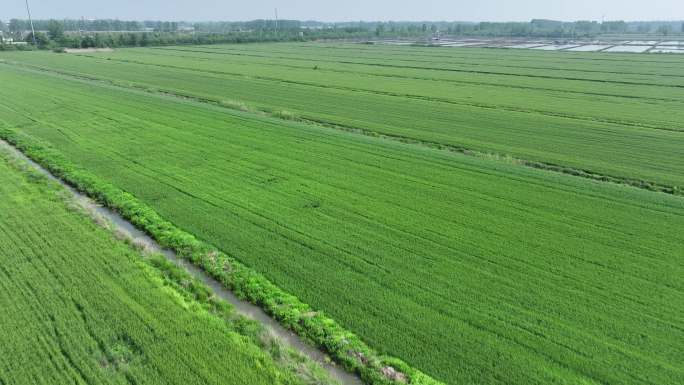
[275,8,278,37]
[25,0,37,45]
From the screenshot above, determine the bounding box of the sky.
[2,0,683,22]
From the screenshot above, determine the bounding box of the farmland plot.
[3,43,684,191]
[0,64,682,385]
[0,148,308,385]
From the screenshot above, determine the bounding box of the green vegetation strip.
[0,130,441,385]
[0,146,330,385]
[1,65,683,385]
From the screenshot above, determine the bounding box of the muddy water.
[0,139,362,385]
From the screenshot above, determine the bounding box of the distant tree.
[601,21,627,33]
[9,19,26,33]
[92,19,112,31]
[531,19,563,31]
[125,21,141,31]
[127,33,140,46]
[375,23,384,36]
[47,19,65,40]
[657,25,672,36]
[25,31,49,47]
[81,35,95,48]
[681,23,684,33]
[575,20,598,34]
[636,24,651,33]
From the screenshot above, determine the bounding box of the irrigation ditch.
[0,138,364,385]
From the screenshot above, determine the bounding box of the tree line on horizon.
[1,18,683,50]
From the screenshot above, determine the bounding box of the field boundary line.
[152,46,684,89]
[141,46,684,103]
[63,53,684,133]
[161,45,684,81]
[4,60,679,197]
[0,128,445,385]
[292,116,682,196]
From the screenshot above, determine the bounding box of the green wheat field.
[1,43,682,385]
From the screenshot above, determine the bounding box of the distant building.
[0,36,26,45]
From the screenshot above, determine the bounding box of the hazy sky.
[2,0,683,22]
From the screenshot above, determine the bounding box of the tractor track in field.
[151,46,684,89]
[138,47,684,103]
[23,55,684,133]
[165,45,684,80]
[2,61,681,197]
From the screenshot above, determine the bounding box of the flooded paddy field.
[651,48,684,54]
[566,44,612,51]
[604,45,652,53]
[373,37,684,53]
[532,44,581,50]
